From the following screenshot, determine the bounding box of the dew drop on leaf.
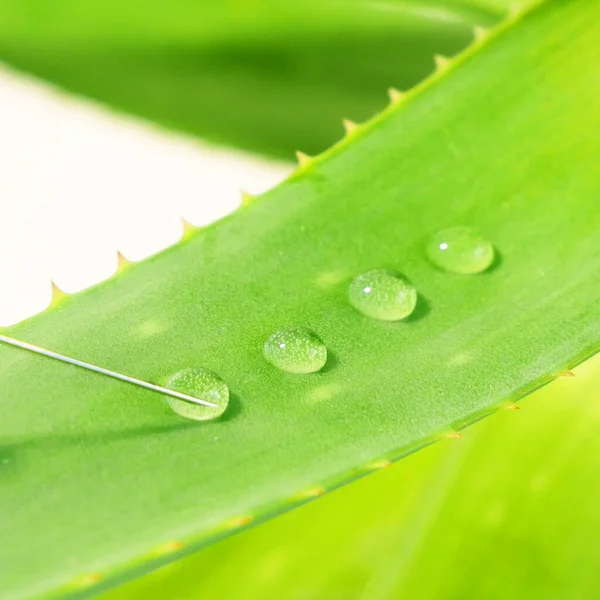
[164,368,229,421]
[348,269,417,321]
[426,226,494,274]
[264,327,327,374]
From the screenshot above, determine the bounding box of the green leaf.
[103,352,600,600]
[2,1,599,599]
[0,0,487,159]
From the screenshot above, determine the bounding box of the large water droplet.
[264,327,327,374]
[426,226,494,274]
[164,368,229,421]
[348,269,417,321]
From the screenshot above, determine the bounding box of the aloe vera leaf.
[0,1,487,159]
[1,1,600,598]
[103,353,600,600]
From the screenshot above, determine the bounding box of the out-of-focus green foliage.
[0,0,486,159]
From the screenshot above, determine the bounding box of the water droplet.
[348,269,417,321]
[264,327,327,374]
[164,368,229,421]
[426,226,494,274]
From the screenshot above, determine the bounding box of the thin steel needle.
[0,334,217,408]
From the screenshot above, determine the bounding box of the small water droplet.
[348,269,417,321]
[164,368,229,421]
[426,226,494,274]
[264,327,327,374]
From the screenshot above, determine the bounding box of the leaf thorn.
[75,573,102,587]
[388,87,404,104]
[301,487,325,498]
[473,26,489,42]
[155,540,184,554]
[116,250,131,271]
[226,515,253,528]
[369,459,392,470]
[181,217,197,239]
[560,370,576,377]
[240,189,256,207]
[50,280,67,304]
[505,403,521,411]
[295,151,313,168]
[434,54,451,70]
[342,118,358,135]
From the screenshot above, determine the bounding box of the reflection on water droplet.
[164,368,229,420]
[264,327,327,374]
[426,226,494,274]
[348,269,417,321]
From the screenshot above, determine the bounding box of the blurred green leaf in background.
[0,0,494,158]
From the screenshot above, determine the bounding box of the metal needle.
[0,334,217,408]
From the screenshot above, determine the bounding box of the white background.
[0,63,291,325]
